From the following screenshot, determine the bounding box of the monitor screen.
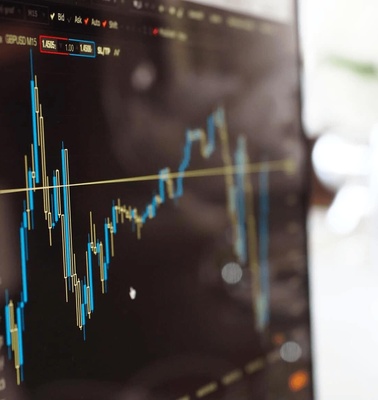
[0,1,312,399]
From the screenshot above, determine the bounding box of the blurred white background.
[300,1,378,399]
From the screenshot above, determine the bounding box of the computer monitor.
[0,1,312,399]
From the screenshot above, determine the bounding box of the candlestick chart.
[0,0,315,397]
[1,51,295,386]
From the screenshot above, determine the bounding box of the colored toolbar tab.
[40,35,96,58]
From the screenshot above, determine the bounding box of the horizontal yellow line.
[0,158,295,196]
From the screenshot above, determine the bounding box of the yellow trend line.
[0,158,295,196]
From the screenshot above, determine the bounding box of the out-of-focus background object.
[300,1,378,399]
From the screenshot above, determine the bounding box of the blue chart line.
[258,164,270,330]
[3,51,274,384]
